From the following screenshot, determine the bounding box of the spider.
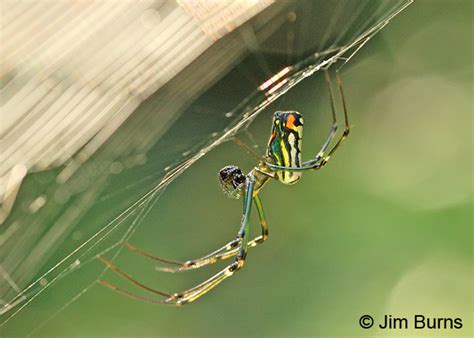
[98,69,350,305]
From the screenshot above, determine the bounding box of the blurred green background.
[2,0,472,337]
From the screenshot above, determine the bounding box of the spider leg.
[98,280,170,305]
[253,194,269,242]
[124,193,268,273]
[97,250,231,305]
[125,240,239,272]
[99,179,256,305]
[306,70,350,168]
[244,129,264,156]
[232,137,261,161]
[165,178,255,305]
[98,256,170,298]
[325,70,350,159]
[266,70,350,172]
[185,193,269,265]
[302,69,339,166]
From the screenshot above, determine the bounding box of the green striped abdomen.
[267,111,303,185]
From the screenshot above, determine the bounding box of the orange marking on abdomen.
[286,114,296,129]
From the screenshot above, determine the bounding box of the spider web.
[0,0,413,335]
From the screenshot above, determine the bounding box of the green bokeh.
[3,0,472,337]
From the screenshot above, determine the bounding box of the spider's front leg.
[195,193,269,262]
[122,192,268,273]
[99,178,257,305]
[163,177,256,305]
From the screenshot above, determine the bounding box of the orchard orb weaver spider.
[98,69,350,305]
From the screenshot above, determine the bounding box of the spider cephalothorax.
[218,165,246,199]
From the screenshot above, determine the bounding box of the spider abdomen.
[267,111,303,185]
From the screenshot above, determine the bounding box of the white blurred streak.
[0,0,273,221]
[179,0,273,39]
[0,165,27,224]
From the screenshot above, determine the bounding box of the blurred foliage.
[3,0,472,336]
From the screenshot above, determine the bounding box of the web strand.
[0,1,413,334]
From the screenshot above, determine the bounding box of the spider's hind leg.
[302,69,339,167]
[303,69,350,168]
[319,70,350,164]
